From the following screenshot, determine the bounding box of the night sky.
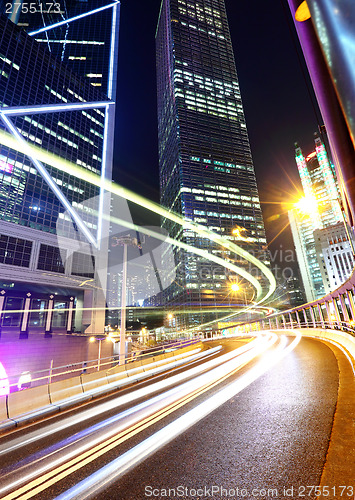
[113,0,323,257]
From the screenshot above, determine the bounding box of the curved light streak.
[0,337,274,497]
[106,213,262,296]
[0,346,222,457]
[0,128,276,301]
[56,335,300,500]
[0,115,98,248]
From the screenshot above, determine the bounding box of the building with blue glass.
[0,1,119,335]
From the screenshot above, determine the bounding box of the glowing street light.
[231,226,247,240]
[230,283,240,293]
[295,1,311,22]
[295,195,319,216]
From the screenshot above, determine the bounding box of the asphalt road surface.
[0,334,343,500]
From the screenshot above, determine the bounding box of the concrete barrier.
[7,385,51,420]
[0,341,202,433]
[106,364,129,384]
[140,356,156,367]
[49,376,85,405]
[0,396,8,423]
[292,328,355,358]
[81,371,109,393]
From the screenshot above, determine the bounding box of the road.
[0,334,346,500]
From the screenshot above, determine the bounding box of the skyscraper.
[288,134,354,301]
[0,2,119,335]
[156,0,269,325]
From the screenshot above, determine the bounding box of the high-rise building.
[285,275,306,308]
[314,223,355,294]
[289,134,354,301]
[155,0,269,326]
[0,1,119,335]
[9,0,116,96]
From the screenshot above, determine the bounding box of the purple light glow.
[0,159,13,175]
[0,362,10,396]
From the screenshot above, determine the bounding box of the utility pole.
[113,236,138,365]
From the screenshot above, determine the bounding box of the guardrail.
[0,339,202,432]
[228,275,355,338]
[3,338,198,394]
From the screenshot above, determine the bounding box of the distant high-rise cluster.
[289,134,354,301]
[155,0,269,326]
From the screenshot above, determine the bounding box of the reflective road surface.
[0,334,347,500]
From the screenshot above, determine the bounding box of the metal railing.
[4,338,200,394]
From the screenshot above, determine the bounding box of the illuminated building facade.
[0,1,119,335]
[285,275,306,308]
[314,223,355,294]
[289,134,353,301]
[156,0,269,325]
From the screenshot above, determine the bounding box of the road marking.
[2,336,278,499]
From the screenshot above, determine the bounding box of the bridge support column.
[317,304,325,328]
[67,297,74,334]
[302,309,308,327]
[325,301,333,327]
[281,315,286,329]
[275,317,279,329]
[295,310,301,328]
[45,295,54,337]
[346,290,355,321]
[288,312,293,328]
[20,293,31,339]
[0,290,5,337]
[332,297,342,327]
[339,293,350,323]
[309,306,316,328]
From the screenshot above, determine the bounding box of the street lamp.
[231,226,247,240]
[111,235,138,365]
[89,336,111,371]
[230,282,250,319]
[295,195,319,216]
[295,195,355,257]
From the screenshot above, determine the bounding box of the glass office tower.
[156,0,269,326]
[0,1,119,335]
[288,135,353,301]
[10,0,115,95]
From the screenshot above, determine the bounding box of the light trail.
[55,334,301,500]
[0,335,280,499]
[0,346,222,456]
[0,128,275,303]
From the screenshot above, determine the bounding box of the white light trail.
[0,125,275,302]
[0,346,218,457]
[0,336,278,498]
[56,334,301,500]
